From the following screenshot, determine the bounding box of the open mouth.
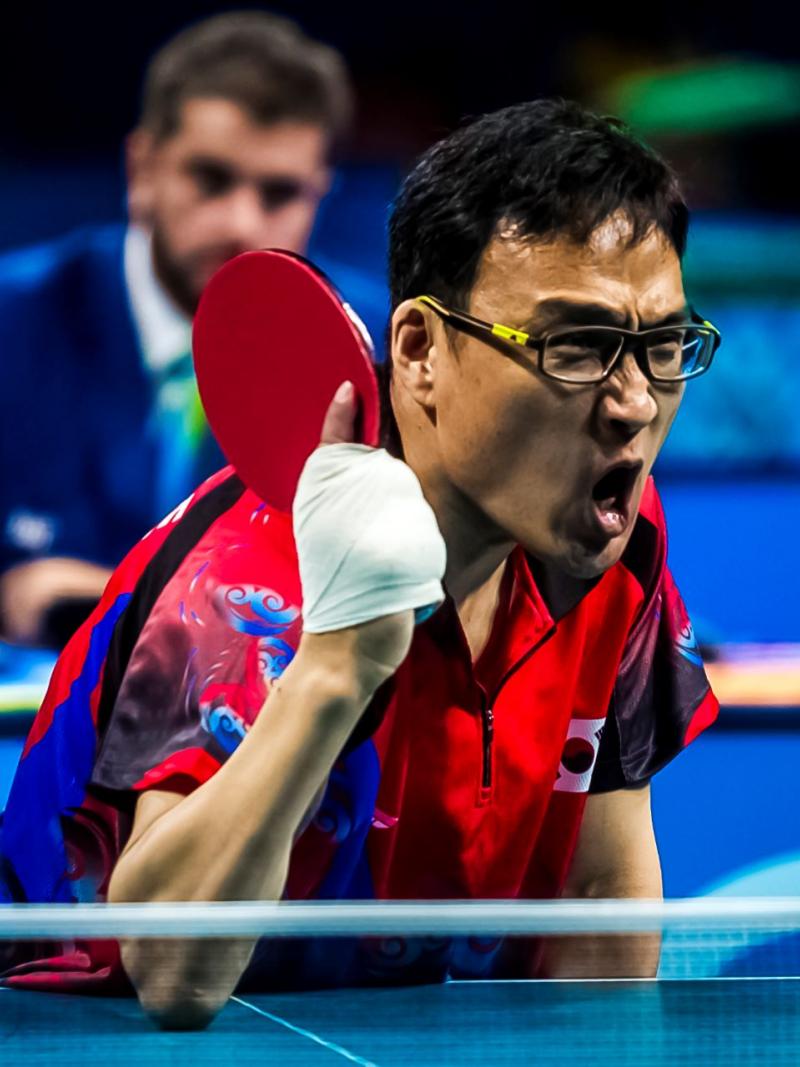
[590,463,642,537]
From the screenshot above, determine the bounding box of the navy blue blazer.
[0,225,389,574]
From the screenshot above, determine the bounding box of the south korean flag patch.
[553,717,605,794]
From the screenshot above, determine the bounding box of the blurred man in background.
[0,11,385,647]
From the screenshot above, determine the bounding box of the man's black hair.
[388,98,688,312]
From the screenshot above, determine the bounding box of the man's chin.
[195,258,233,292]
[151,233,203,316]
[550,532,630,580]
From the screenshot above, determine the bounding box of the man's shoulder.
[94,476,303,734]
[132,473,301,616]
[52,472,300,707]
[0,223,126,302]
[0,224,135,388]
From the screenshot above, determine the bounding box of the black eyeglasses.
[417,294,721,385]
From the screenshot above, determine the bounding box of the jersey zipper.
[477,625,557,795]
[481,700,495,790]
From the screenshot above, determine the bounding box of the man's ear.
[126,128,158,225]
[390,299,439,411]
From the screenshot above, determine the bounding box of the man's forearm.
[537,786,663,978]
[109,632,387,1026]
[541,877,662,979]
[0,557,111,644]
[540,930,661,978]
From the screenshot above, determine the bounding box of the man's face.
[128,98,331,314]
[427,218,687,578]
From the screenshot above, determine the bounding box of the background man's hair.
[388,98,689,311]
[140,11,353,157]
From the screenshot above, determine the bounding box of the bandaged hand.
[293,382,446,638]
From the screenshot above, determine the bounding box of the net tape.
[1,898,799,939]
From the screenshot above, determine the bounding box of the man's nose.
[223,184,270,247]
[596,351,659,440]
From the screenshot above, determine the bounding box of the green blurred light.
[609,59,800,134]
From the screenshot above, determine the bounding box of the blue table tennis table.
[2,978,799,1066]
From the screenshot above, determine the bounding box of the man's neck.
[124,225,192,375]
[435,486,513,609]
[406,447,514,666]
[400,424,514,604]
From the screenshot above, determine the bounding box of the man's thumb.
[319,380,356,445]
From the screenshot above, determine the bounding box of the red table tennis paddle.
[193,249,381,512]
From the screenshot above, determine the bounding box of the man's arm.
[107,379,444,1029]
[0,557,111,644]
[109,613,413,1030]
[541,784,662,978]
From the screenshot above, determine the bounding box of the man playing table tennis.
[0,99,720,1027]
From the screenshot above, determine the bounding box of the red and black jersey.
[0,467,717,990]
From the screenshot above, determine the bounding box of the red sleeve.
[90,536,303,798]
[591,481,719,792]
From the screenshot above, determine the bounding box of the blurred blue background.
[0,2,798,900]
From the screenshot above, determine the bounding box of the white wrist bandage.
[293,444,446,634]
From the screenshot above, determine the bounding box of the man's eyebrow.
[640,306,694,329]
[518,299,693,332]
[520,300,629,331]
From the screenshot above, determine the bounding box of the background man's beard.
[151,228,201,317]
